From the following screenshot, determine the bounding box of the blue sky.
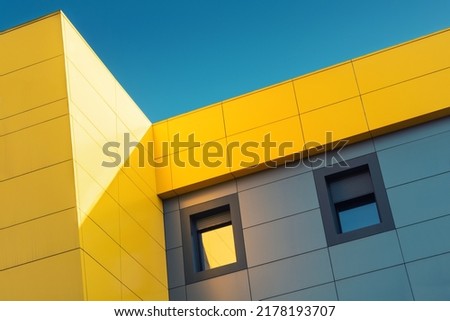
[1,1,449,122]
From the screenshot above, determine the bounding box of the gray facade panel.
[374,116,450,151]
[237,160,312,192]
[163,197,180,213]
[407,252,450,300]
[164,210,182,250]
[264,283,338,301]
[243,209,326,267]
[248,249,333,300]
[178,180,237,209]
[336,265,413,300]
[398,214,450,262]
[377,130,450,188]
[169,286,187,301]
[166,247,185,289]
[239,171,319,228]
[186,270,251,301]
[329,231,403,280]
[388,172,450,228]
[309,139,376,169]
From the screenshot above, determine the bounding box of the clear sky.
[1,1,449,122]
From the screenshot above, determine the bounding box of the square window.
[180,194,247,284]
[313,153,394,246]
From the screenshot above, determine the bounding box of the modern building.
[0,11,449,300]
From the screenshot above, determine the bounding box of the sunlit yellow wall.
[0,12,167,300]
[154,28,450,197]
[61,14,167,300]
[0,13,84,300]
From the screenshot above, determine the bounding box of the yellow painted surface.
[1,115,72,181]
[168,104,226,152]
[0,99,69,136]
[119,210,167,285]
[0,208,79,270]
[223,82,299,135]
[67,61,117,142]
[154,155,174,196]
[0,12,63,75]
[118,171,165,247]
[82,252,122,300]
[0,56,67,119]
[363,67,450,133]
[64,11,167,300]
[79,181,121,243]
[80,217,122,279]
[151,120,170,159]
[0,250,84,300]
[294,62,360,113]
[121,250,168,300]
[0,160,77,228]
[122,286,142,301]
[227,116,304,172]
[301,97,369,146]
[354,29,450,94]
[170,138,232,191]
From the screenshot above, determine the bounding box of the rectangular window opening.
[195,209,237,271]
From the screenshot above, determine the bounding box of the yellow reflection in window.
[199,225,237,270]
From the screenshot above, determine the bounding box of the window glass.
[199,224,237,270]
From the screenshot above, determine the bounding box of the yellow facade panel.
[74,163,115,224]
[120,210,167,286]
[1,115,72,181]
[118,171,165,247]
[0,13,64,75]
[227,116,304,172]
[168,104,225,152]
[170,138,232,191]
[71,117,119,194]
[353,29,450,94]
[62,16,116,109]
[0,160,76,228]
[80,217,122,279]
[363,67,450,133]
[116,83,151,139]
[293,62,360,113]
[154,155,174,197]
[122,286,142,301]
[223,83,299,135]
[0,56,67,119]
[67,61,117,142]
[0,99,69,136]
[121,250,168,300]
[81,189,121,244]
[151,121,170,159]
[0,249,84,300]
[82,252,122,300]
[301,97,369,147]
[0,208,79,271]
[120,133,162,210]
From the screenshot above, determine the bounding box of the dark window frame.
[180,194,247,284]
[313,153,394,246]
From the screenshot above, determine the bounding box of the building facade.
[1,11,449,300]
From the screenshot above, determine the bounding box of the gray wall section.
[163,116,450,300]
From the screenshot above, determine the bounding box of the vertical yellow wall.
[0,13,84,300]
[0,12,167,300]
[61,14,167,300]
